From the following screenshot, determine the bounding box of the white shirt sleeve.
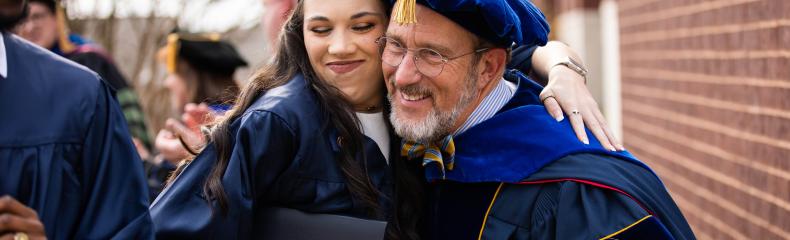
[0,33,7,78]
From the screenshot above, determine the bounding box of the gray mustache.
[399,85,432,97]
[388,77,432,97]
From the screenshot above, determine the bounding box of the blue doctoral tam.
[390,0,550,47]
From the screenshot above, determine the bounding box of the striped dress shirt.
[453,78,517,136]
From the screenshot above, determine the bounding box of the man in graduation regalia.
[383,0,696,239]
[0,1,153,239]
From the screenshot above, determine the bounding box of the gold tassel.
[393,0,417,24]
[204,33,221,42]
[179,33,221,42]
[55,4,75,53]
[165,33,180,74]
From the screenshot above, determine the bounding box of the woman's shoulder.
[238,74,321,130]
[247,75,314,111]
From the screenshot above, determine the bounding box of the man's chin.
[393,113,424,124]
[391,113,442,142]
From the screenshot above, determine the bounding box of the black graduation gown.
[149,74,392,238]
[0,32,152,239]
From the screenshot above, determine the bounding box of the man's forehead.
[386,6,471,51]
[385,20,417,38]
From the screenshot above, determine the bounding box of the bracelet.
[551,56,588,84]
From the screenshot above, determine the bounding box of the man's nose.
[393,52,422,87]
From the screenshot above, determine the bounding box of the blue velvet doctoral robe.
[149,74,392,238]
[0,32,152,239]
[422,70,695,240]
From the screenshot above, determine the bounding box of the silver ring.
[540,95,555,103]
[571,110,581,115]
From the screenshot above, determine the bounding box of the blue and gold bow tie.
[401,136,455,178]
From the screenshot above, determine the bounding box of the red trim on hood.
[517,178,655,216]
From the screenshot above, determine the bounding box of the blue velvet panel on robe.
[0,32,152,239]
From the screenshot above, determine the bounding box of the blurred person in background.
[13,0,153,155]
[0,0,152,238]
[144,31,247,199]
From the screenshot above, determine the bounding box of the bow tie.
[401,136,456,178]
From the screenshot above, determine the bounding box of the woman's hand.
[154,119,203,164]
[530,41,623,151]
[0,196,46,240]
[154,103,217,164]
[540,66,623,151]
[182,103,215,134]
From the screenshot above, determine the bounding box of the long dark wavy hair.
[202,1,381,218]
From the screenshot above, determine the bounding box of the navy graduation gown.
[422,70,694,240]
[150,75,392,238]
[0,33,152,239]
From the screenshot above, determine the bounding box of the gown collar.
[1,32,7,78]
[423,70,642,183]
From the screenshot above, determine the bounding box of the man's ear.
[477,48,508,88]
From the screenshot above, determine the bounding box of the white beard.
[389,72,478,143]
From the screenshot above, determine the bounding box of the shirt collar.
[453,77,517,136]
[0,33,7,78]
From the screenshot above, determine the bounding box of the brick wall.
[618,0,789,239]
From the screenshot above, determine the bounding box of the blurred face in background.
[15,1,57,49]
[163,61,193,114]
[302,0,388,109]
[261,0,295,53]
